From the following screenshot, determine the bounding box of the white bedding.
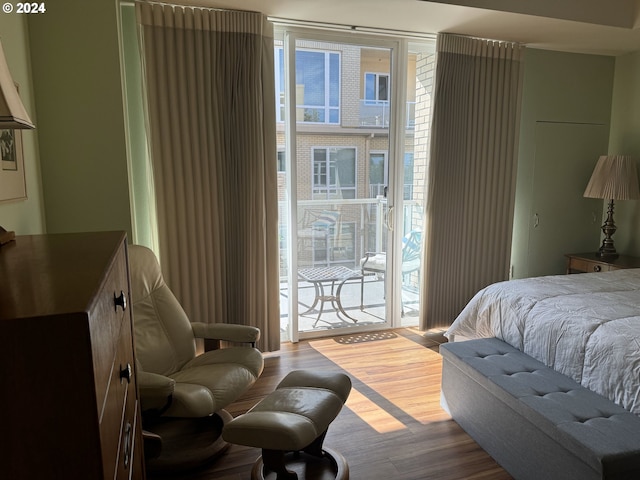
[446,269,640,415]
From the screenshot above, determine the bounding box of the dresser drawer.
[100,316,136,480]
[92,241,130,414]
[116,381,142,479]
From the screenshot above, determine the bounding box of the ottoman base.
[251,447,349,480]
[223,370,352,480]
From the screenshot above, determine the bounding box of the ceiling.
[165,0,640,56]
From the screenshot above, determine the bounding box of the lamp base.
[596,248,618,259]
[596,199,619,259]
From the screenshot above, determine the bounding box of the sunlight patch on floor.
[310,334,449,427]
[344,388,407,433]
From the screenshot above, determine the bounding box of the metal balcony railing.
[359,100,416,128]
[278,197,423,277]
[369,184,415,199]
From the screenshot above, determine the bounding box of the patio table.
[298,265,362,327]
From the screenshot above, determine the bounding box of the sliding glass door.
[276,26,435,341]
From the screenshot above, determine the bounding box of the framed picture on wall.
[0,127,26,202]
[0,82,27,203]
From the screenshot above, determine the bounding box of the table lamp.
[0,38,34,246]
[0,39,34,129]
[583,155,640,258]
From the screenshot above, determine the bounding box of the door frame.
[278,26,412,341]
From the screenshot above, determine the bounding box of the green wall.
[511,48,615,278]
[608,50,640,256]
[27,0,132,237]
[0,14,46,234]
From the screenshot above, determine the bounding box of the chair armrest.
[191,322,261,345]
[137,371,175,413]
[361,251,384,268]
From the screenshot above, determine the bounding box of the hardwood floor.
[149,328,513,480]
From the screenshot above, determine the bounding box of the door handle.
[386,206,394,231]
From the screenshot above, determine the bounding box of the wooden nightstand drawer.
[570,258,610,273]
[565,252,640,274]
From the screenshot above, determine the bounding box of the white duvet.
[446,269,640,415]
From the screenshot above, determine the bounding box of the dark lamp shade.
[583,155,640,201]
[0,40,34,129]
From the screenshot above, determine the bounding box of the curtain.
[420,33,524,330]
[136,2,280,351]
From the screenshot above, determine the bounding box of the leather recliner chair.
[128,244,264,471]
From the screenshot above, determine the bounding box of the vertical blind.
[136,1,280,351]
[421,33,524,330]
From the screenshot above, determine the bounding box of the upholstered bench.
[441,338,640,480]
[223,370,352,480]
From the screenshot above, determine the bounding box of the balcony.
[278,197,422,333]
[359,100,416,129]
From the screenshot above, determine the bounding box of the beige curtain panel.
[420,33,524,330]
[136,1,280,351]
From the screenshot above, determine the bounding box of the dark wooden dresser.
[0,232,145,479]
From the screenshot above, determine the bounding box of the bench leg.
[262,449,298,480]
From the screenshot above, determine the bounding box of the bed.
[445,268,640,416]
[441,269,640,479]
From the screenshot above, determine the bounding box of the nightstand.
[565,252,640,274]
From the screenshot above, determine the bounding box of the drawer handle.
[593,265,602,272]
[114,291,127,312]
[123,421,132,469]
[120,363,132,384]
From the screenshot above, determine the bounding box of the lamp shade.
[583,155,640,200]
[0,40,34,129]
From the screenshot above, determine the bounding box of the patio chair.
[359,229,422,315]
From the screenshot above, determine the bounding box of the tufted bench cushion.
[441,338,640,480]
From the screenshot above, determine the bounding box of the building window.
[312,147,356,199]
[276,47,341,124]
[369,152,387,197]
[368,151,413,199]
[277,149,286,172]
[365,72,389,103]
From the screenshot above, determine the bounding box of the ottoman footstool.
[223,370,352,480]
